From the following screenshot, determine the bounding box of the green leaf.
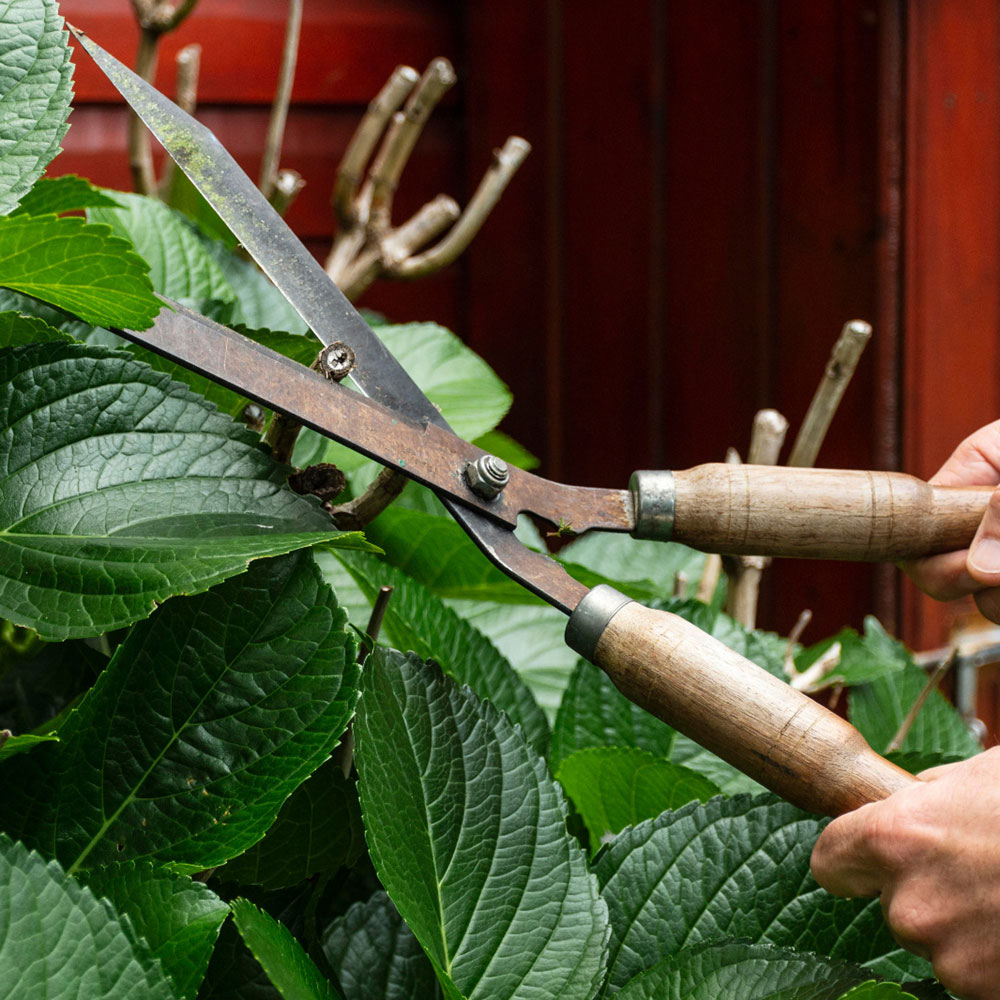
[557,748,720,853]
[0,833,176,997]
[199,918,282,1000]
[76,862,229,1000]
[615,941,891,1000]
[551,658,677,769]
[220,760,365,891]
[204,237,310,335]
[668,733,767,795]
[0,215,162,329]
[0,307,72,346]
[355,649,610,999]
[372,323,510,441]
[0,730,57,760]
[333,548,550,756]
[838,985,920,999]
[88,191,236,303]
[796,619,909,690]
[0,343,368,640]
[231,898,342,1000]
[0,0,73,215]
[849,659,982,759]
[13,174,121,216]
[321,891,440,1000]
[594,795,929,992]
[558,532,709,605]
[0,214,160,327]
[0,551,361,874]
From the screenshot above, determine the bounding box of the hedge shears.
[75,28,991,818]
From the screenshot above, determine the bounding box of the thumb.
[968,485,1000,586]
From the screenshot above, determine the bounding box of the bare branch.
[332,65,419,230]
[259,0,302,200]
[787,320,872,468]
[269,168,306,217]
[329,467,408,531]
[153,0,200,32]
[783,608,813,679]
[173,42,201,113]
[339,194,459,300]
[158,43,201,197]
[886,649,956,752]
[726,410,788,628]
[128,28,160,195]
[789,642,843,693]
[367,59,457,230]
[695,553,722,603]
[390,137,532,280]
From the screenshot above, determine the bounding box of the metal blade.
[120,302,634,540]
[71,26,435,421]
[75,27,599,613]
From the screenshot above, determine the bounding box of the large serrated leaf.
[321,891,440,1000]
[220,760,365,891]
[594,795,930,992]
[0,833,177,998]
[614,941,895,1000]
[13,175,121,217]
[551,658,677,769]
[332,548,549,756]
[355,648,610,1000]
[0,214,160,328]
[848,658,982,759]
[88,192,236,303]
[0,0,73,214]
[0,551,360,874]
[231,899,342,1000]
[0,307,71,346]
[77,862,229,1000]
[0,343,366,640]
[556,748,720,853]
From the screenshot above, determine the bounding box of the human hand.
[904,420,1000,623]
[811,747,1000,999]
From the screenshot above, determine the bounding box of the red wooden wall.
[58,1,1000,652]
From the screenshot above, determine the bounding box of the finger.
[904,549,977,601]
[975,586,1000,625]
[810,809,886,899]
[931,420,1000,487]
[967,486,1000,589]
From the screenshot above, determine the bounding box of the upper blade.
[71,27,439,424]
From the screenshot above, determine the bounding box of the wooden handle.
[672,464,991,560]
[568,591,916,816]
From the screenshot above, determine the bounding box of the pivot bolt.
[465,454,509,500]
[316,342,356,381]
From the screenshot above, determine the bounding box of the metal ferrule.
[629,469,676,541]
[565,585,635,663]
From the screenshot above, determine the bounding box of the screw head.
[465,454,509,500]
[317,342,356,381]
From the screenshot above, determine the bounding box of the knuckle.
[885,892,941,946]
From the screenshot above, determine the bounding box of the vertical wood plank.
[902,0,1000,649]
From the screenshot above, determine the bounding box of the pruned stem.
[726,410,788,628]
[332,65,419,230]
[787,320,872,468]
[789,641,842,693]
[269,168,306,217]
[886,649,956,752]
[695,553,722,603]
[129,28,160,195]
[339,194,459,300]
[258,0,302,200]
[158,43,201,197]
[367,58,456,230]
[390,137,532,279]
[329,467,408,531]
[783,608,813,679]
